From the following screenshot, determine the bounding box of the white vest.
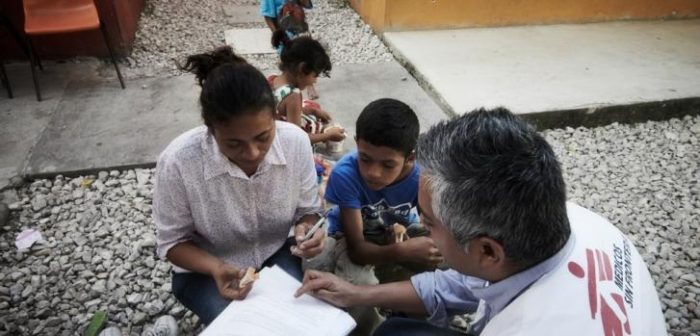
[482,203,667,336]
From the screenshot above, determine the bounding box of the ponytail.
[179,46,275,128]
[178,46,247,86]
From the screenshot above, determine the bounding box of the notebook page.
[200,265,356,336]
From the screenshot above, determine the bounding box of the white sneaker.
[99,326,122,336]
[142,315,178,336]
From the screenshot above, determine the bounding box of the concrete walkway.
[384,19,700,128]
[0,60,448,185]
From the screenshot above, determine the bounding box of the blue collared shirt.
[410,234,576,334]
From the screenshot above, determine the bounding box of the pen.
[302,210,330,242]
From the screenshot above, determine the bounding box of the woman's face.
[211,109,276,176]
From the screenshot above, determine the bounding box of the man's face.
[212,110,276,176]
[356,139,411,191]
[419,175,480,276]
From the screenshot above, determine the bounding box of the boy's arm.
[343,207,443,266]
[342,207,406,265]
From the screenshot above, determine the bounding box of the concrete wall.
[350,0,700,32]
[0,0,144,59]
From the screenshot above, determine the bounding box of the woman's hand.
[399,236,444,266]
[294,270,358,307]
[211,262,254,300]
[291,220,326,259]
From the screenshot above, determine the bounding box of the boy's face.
[356,139,413,191]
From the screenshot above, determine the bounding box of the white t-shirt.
[482,203,667,335]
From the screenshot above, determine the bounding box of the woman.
[153,46,325,325]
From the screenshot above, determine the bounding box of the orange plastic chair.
[23,0,125,101]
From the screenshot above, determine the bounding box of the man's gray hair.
[417,108,570,264]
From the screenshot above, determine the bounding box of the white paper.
[200,265,356,336]
[15,229,43,250]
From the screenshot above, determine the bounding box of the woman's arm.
[154,159,252,299]
[290,131,326,258]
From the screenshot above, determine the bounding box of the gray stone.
[10,271,24,281]
[90,280,107,296]
[126,293,143,305]
[31,196,47,211]
[132,312,147,325]
[45,317,62,327]
[680,273,697,283]
[1,189,20,204]
[691,319,700,332]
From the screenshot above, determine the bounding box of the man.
[296,108,666,335]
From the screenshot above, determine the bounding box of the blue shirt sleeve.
[260,0,282,18]
[324,161,362,209]
[410,269,484,327]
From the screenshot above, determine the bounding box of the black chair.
[0,5,41,99]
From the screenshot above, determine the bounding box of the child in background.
[260,0,320,99]
[260,0,312,35]
[268,35,345,145]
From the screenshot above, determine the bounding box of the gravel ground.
[0,115,698,335]
[543,116,700,336]
[123,0,392,78]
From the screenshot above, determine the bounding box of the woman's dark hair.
[178,46,275,128]
[272,33,331,77]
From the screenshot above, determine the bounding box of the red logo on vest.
[568,249,632,336]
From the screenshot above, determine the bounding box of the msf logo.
[568,249,632,336]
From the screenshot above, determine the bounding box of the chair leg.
[25,37,43,71]
[99,21,125,89]
[25,36,42,101]
[0,60,13,99]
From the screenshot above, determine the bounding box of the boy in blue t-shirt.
[323,98,441,269]
[308,99,442,335]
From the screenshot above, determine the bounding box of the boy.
[308,98,442,335]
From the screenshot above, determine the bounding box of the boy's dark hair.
[417,107,570,266]
[272,35,331,77]
[356,98,419,156]
[178,46,275,129]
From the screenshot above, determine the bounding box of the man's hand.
[291,220,326,259]
[400,236,443,266]
[294,270,358,307]
[211,262,253,300]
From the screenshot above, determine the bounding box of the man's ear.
[405,150,416,163]
[470,236,507,270]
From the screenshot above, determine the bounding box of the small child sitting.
[268,35,345,146]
